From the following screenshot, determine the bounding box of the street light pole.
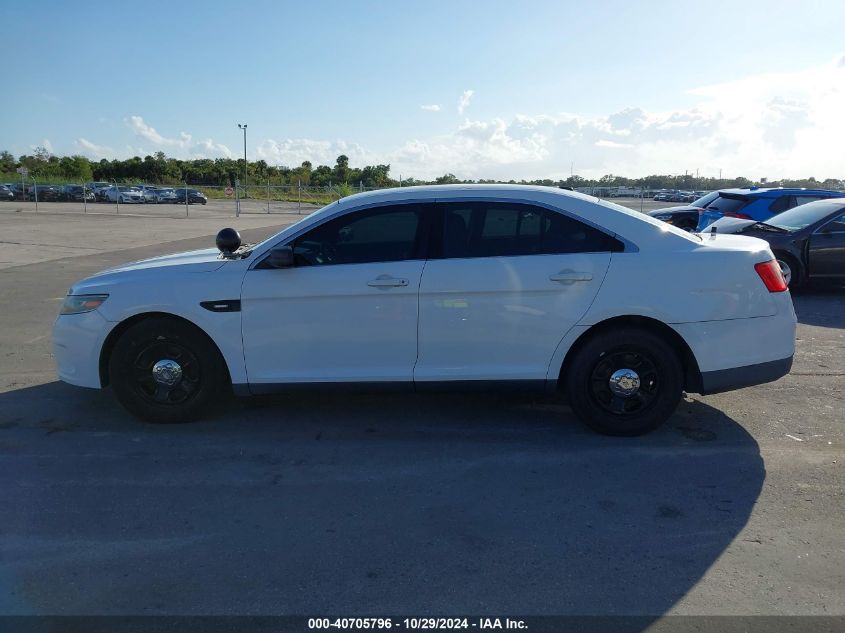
[238,123,248,195]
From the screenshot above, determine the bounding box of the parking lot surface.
[0,208,843,617]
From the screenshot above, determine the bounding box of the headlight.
[60,294,109,315]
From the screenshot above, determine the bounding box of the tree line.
[2,147,842,192]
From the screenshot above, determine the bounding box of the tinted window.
[440,202,621,258]
[821,213,845,234]
[768,196,795,214]
[293,205,423,266]
[794,195,825,207]
[705,195,748,215]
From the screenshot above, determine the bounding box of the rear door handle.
[367,275,409,288]
[549,271,593,283]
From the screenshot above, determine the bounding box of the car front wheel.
[109,317,229,423]
[563,327,683,436]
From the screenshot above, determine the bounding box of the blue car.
[696,188,845,231]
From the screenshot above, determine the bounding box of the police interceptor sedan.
[53,185,796,436]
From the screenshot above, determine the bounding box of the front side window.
[820,213,845,234]
[440,202,622,259]
[293,204,424,266]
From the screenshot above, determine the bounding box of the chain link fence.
[0,179,392,218]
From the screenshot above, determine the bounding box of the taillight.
[754,260,788,292]
[723,212,752,220]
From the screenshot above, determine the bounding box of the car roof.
[293,184,701,250]
[718,187,845,198]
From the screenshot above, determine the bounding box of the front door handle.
[549,271,593,283]
[367,275,409,288]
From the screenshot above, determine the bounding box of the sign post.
[16,167,28,203]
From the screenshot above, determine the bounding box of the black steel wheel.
[564,327,683,436]
[109,317,228,423]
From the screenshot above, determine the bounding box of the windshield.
[691,191,718,208]
[766,201,845,232]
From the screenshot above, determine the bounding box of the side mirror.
[265,245,294,268]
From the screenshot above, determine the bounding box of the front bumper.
[53,310,113,389]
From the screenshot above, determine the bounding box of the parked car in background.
[87,181,112,192]
[653,190,675,201]
[102,186,144,204]
[703,198,845,290]
[28,184,63,201]
[172,188,207,204]
[696,188,845,231]
[53,185,796,436]
[61,184,96,202]
[8,183,28,200]
[133,185,159,203]
[153,187,177,203]
[648,191,718,231]
[0,185,13,201]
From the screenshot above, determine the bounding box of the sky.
[3,0,845,181]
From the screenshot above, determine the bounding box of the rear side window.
[794,195,825,207]
[768,196,795,214]
[705,195,748,215]
[439,202,622,259]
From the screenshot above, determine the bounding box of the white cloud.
[256,138,372,168]
[457,89,474,115]
[29,139,55,154]
[75,138,112,158]
[61,54,845,181]
[125,115,231,158]
[420,104,441,112]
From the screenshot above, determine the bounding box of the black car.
[61,184,96,202]
[172,188,208,205]
[707,198,845,289]
[0,185,13,201]
[28,184,63,201]
[648,191,718,231]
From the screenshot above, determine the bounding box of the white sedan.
[53,185,796,435]
[102,186,144,204]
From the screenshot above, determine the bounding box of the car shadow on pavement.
[793,284,845,328]
[0,382,763,622]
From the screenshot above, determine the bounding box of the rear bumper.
[700,355,793,395]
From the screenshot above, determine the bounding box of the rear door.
[414,201,618,383]
[809,212,845,278]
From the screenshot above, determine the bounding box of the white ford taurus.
[53,185,796,435]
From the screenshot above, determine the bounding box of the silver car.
[153,188,177,204]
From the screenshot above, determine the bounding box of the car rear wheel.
[563,327,683,436]
[109,318,228,423]
[774,252,803,290]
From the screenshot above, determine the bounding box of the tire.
[108,317,229,423]
[563,327,683,436]
[774,252,803,291]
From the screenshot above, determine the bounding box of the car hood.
[98,247,225,274]
[703,217,758,234]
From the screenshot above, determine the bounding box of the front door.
[241,203,430,385]
[809,212,845,278]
